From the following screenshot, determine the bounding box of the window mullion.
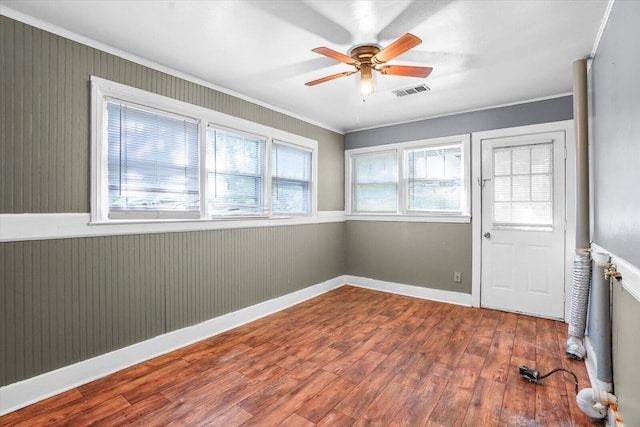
[199,120,208,219]
[399,148,407,215]
[265,138,273,216]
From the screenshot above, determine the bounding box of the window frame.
[345,134,471,222]
[104,99,202,221]
[349,149,400,214]
[206,124,268,217]
[91,76,318,224]
[271,139,314,214]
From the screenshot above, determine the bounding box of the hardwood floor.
[1,286,599,426]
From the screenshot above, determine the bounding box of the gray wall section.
[590,1,640,267]
[0,16,345,213]
[345,221,472,294]
[589,1,640,425]
[343,84,572,298]
[0,223,345,386]
[345,96,573,149]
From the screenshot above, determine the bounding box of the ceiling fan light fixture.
[360,64,374,96]
[305,33,431,98]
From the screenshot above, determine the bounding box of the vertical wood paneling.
[0,223,345,386]
[1,16,344,213]
[1,15,347,387]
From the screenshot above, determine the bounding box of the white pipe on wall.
[576,388,617,420]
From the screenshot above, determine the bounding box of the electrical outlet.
[453,272,462,283]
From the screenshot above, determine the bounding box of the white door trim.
[471,120,576,320]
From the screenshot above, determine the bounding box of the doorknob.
[484,232,491,239]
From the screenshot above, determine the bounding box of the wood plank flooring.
[1,286,599,426]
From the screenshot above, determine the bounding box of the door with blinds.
[480,131,566,319]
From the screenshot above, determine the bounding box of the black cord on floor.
[539,368,579,394]
[519,365,579,394]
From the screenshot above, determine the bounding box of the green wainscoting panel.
[0,222,345,386]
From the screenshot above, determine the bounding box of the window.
[207,127,265,215]
[492,143,553,227]
[106,101,200,219]
[351,151,398,213]
[406,145,462,212]
[272,141,312,214]
[346,135,470,221]
[91,76,317,223]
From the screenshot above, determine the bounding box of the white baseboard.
[0,275,471,415]
[343,275,472,306]
[0,276,344,416]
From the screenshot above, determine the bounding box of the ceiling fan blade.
[372,33,422,64]
[312,47,360,66]
[377,65,433,78]
[305,71,357,86]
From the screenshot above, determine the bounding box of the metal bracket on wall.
[604,263,622,281]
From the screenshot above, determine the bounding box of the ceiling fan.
[305,33,433,96]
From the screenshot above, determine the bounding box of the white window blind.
[352,151,398,212]
[407,145,462,212]
[493,143,553,227]
[206,127,265,215]
[106,101,199,218]
[272,141,312,213]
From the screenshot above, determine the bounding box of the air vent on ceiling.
[393,84,431,97]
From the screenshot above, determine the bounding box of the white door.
[480,131,565,319]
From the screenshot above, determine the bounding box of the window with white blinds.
[346,134,470,220]
[91,76,317,223]
[207,127,265,215]
[492,143,553,227]
[107,101,200,219]
[272,141,312,213]
[352,151,399,213]
[406,145,463,212]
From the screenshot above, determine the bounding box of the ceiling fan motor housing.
[349,45,382,68]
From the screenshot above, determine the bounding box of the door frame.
[471,120,576,320]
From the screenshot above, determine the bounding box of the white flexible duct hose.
[576,388,617,419]
[566,253,591,359]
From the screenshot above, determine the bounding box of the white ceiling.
[1,0,609,133]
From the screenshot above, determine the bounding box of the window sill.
[0,212,345,242]
[95,212,314,224]
[345,214,471,224]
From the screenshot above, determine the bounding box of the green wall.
[0,16,345,387]
[0,224,344,386]
[0,16,345,213]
